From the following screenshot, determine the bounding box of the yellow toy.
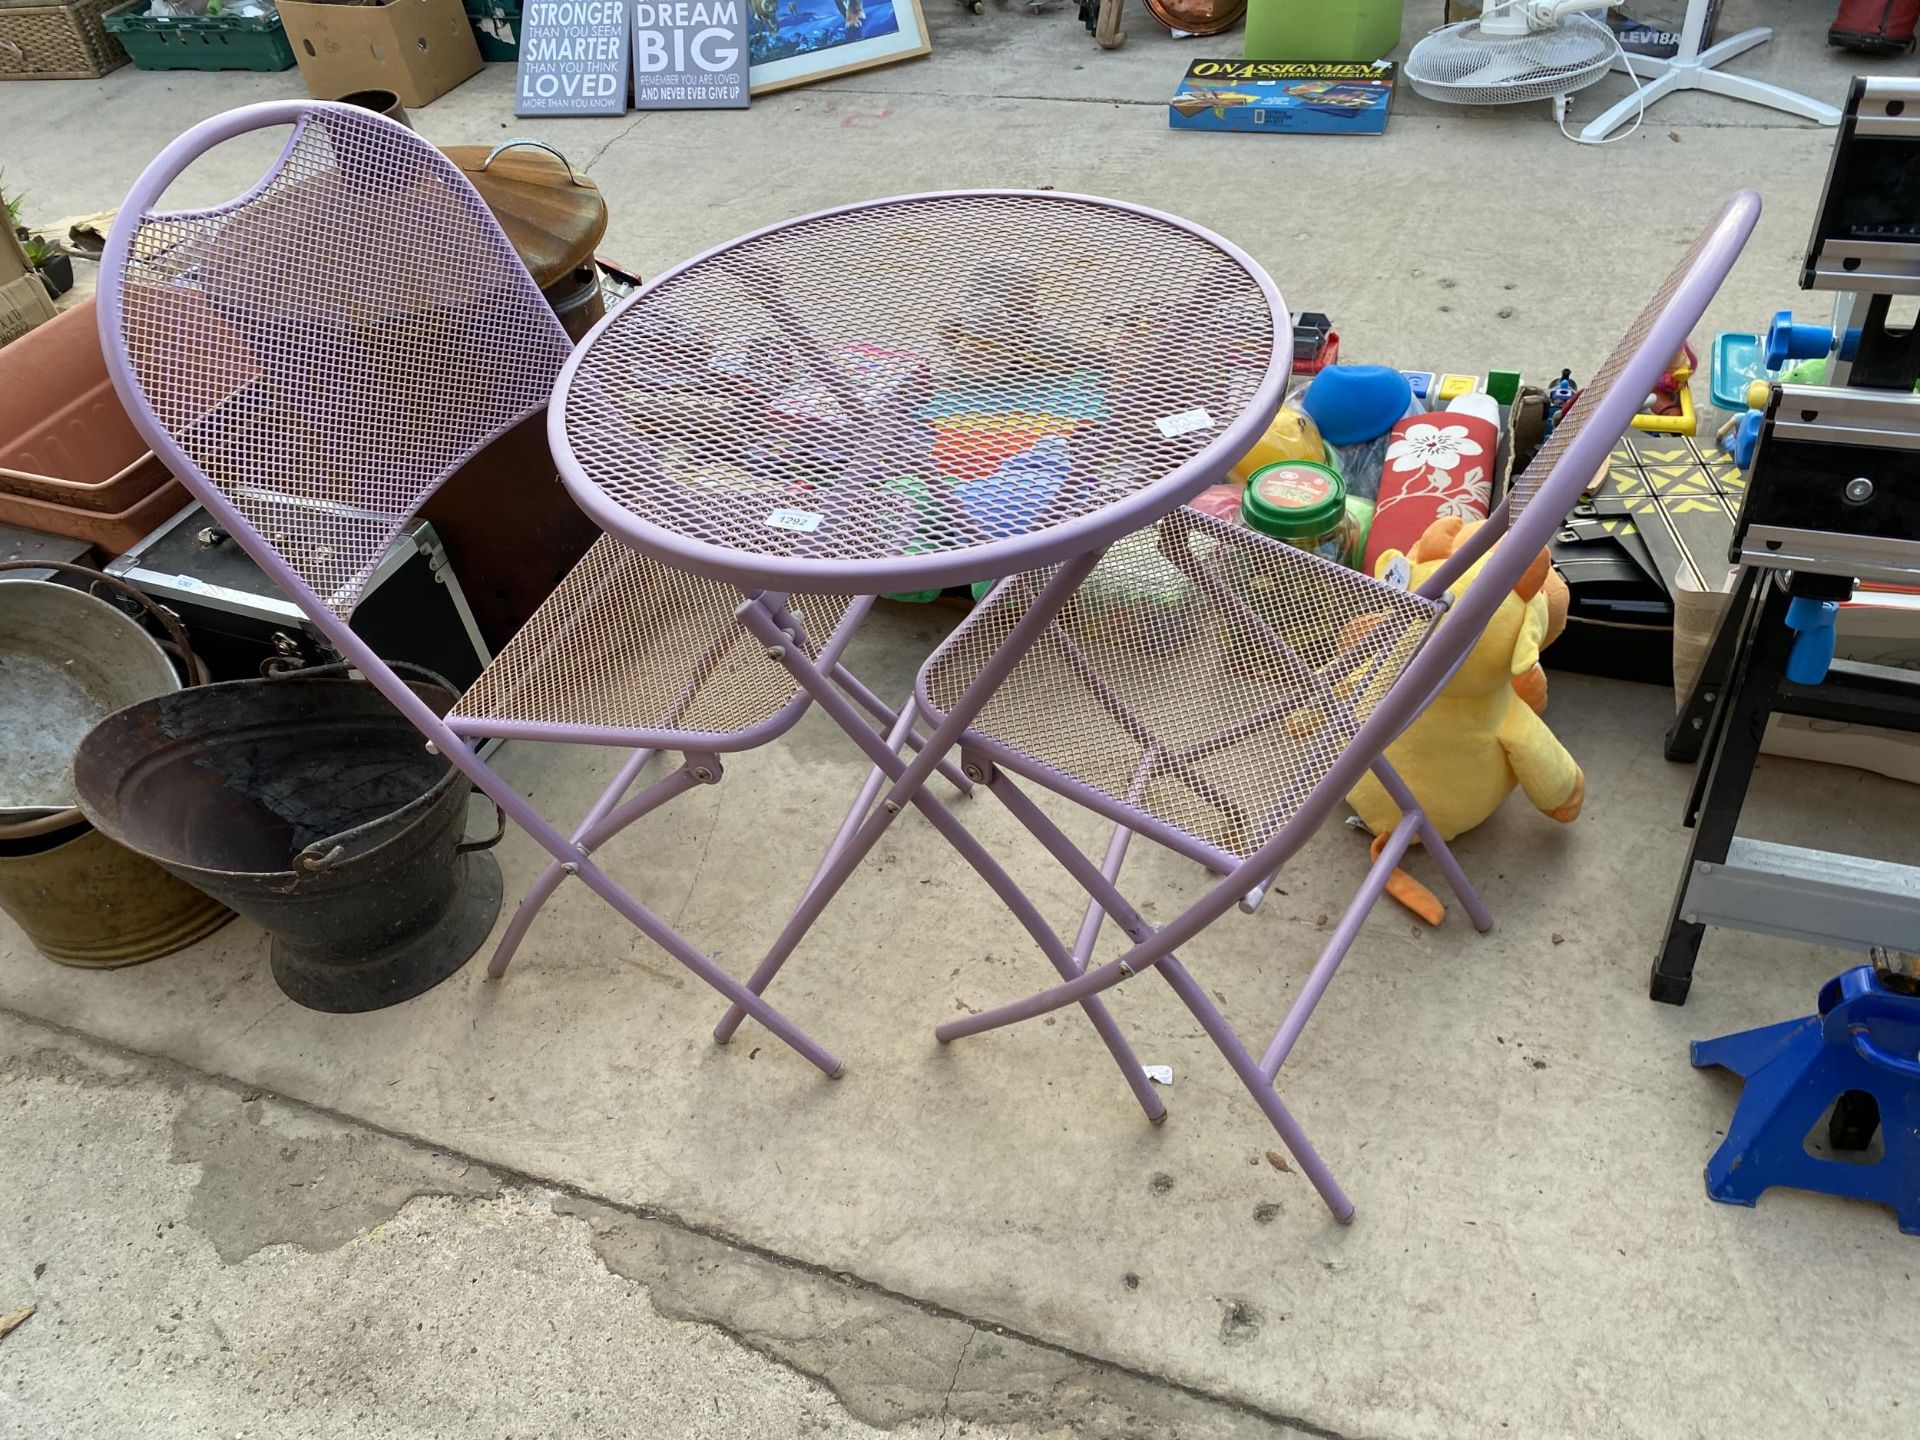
[1628,346,1698,436]
[1346,516,1584,924]
[1511,558,1569,716]
[1228,406,1325,484]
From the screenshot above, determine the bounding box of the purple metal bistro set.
[95,101,1760,1223]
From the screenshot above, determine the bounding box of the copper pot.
[1142,0,1246,35]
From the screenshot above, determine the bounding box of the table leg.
[711,555,1102,1012]
[799,700,915,909]
[830,661,974,799]
[735,578,1167,1121]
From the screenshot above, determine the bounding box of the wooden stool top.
[441,140,608,292]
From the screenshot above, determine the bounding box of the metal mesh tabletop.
[554,192,1288,594]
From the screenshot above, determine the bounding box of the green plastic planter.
[1243,0,1404,63]
[465,0,519,60]
[101,3,295,72]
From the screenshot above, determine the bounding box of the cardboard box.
[279,0,482,110]
[0,197,58,352]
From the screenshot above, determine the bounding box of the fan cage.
[1404,14,1617,107]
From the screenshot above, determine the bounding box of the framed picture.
[747,0,930,95]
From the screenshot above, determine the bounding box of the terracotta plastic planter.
[0,481,188,553]
[0,297,185,536]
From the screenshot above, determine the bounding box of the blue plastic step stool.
[1693,965,1920,1234]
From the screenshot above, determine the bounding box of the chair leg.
[560,848,845,1077]
[1413,823,1493,933]
[963,772,1190,1122]
[932,779,1185,1045]
[461,752,845,1076]
[1370,760,1494,933]
[926,807,1355,1218]
[1157,957,1354,1223]
[936,948,1146,1040]
[731,684,1169,1120]
[1069,819,1136,974]
[489,861,570,980]
[238,597,844,1078]
[490,746,657,979]
[997,791,1167,1123]
[537,751,848,1074]
[1259,809,1422,1079]
[799,701,919,910]
[944,775,1356,1217]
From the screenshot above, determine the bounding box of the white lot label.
[1383,555,1412,590]
[765,508,823,534]
[1143,1064,1174,1086]
[1155,408,1214,439]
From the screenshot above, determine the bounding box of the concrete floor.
[4,4,1920,1437]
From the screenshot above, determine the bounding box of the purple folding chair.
[730,193,1761,1219]
[93,100,928,1077]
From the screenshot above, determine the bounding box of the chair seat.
[452,534,858,743]
[918,510,1444,858]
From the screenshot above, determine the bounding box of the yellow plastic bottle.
[1227,407,1326,486]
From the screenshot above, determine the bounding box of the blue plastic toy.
[1544,369,1577,435]
[1298,365,1413,446]
[1710,332,1772,411]
[1784,596,1839,685]
[1763,309,1862,372]
[1693,965,1920,1235]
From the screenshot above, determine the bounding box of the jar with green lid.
[1240,461,1358,564]
[1225,461,1368,673]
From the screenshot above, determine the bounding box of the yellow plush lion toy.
[1347,516,1582,924]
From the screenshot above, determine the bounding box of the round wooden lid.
[441,141,609,291]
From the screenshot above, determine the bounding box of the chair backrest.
[1410,190,1761,662]
[98,101,575,620]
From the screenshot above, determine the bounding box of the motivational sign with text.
[633,0,749,109]
[516,0,632,117]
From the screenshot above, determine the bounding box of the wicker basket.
[0,0,129,79]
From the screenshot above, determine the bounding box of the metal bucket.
[0,568,182,826]
[0,817,233,967]
[71,667,503,1012]
[0,561,229,966]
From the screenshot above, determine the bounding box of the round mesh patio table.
[549,190,1291,1127]
[550,190,1290,595]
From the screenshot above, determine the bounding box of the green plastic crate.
[465,0,518,60]
[101,2,295,72]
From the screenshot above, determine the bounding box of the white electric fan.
[1404,1,1618,112]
